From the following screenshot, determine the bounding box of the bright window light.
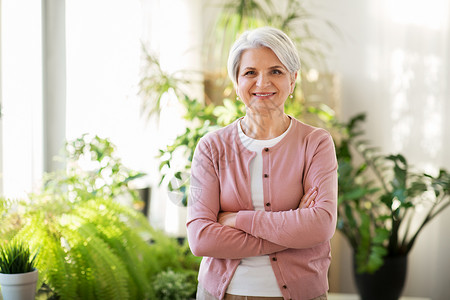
[1,0,43,198]
[387,0,448,30]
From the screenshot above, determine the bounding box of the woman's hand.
[218,212,237,228]
[299,187,318,209]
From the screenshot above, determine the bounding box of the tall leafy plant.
[336,114,450,273]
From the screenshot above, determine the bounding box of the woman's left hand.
[218,212,237,228]
[299,187,318,209]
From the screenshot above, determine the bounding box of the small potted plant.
[0,240,39,300]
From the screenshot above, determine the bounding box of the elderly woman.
[187,27,337,300]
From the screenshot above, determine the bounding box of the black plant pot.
[354,255,408,300]
[137,186,151,217]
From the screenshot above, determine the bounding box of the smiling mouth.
[253,92,276,97]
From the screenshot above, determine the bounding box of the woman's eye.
[272,69,282,75]
[244,71,255,76]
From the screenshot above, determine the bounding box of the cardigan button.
[272,257,277,261]
[283,285,287,289]
[264,174,268,178]
[264,148,269,152]
[266,202,271,207]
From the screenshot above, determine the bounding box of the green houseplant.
[0,240,39,300]
[336,114,450,299]
[0,135,201,300]
[153,269,197,300]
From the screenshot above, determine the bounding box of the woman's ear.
[290,72,298,93]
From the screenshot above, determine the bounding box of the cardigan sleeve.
[186,136,287,259]
[235,131,338,249]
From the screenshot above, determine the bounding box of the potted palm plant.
[0,240,39,300]
[336,113,450,300]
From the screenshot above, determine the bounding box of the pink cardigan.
[186,116,338,300]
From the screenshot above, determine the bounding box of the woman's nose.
[256,74,270,87]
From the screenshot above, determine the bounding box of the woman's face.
[236,47,296,115]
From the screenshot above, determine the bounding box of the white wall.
[309,1,450,299]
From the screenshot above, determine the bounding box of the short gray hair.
[227,27,301,87]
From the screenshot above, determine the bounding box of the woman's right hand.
[299,187,318,209]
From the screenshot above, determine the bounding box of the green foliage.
[41,134,145,207]
[157,97,245,206]
[0,239,38,274]
[213,98,246,126]
[336,114,450,273]
[153,269,197,300]
[205,0,336,73]
[0,135,200,299]
[139,50,193,118]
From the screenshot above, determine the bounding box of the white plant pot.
[0,269,38,300]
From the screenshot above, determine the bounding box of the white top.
[226,118,292,296]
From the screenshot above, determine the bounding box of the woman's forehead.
[239,47,285,69]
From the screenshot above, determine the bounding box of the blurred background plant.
[153,269,197,300]
[0,135,201,300]
[41,134,145,209]
[336,114,450,273]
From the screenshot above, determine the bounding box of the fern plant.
[0,135,201,299]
